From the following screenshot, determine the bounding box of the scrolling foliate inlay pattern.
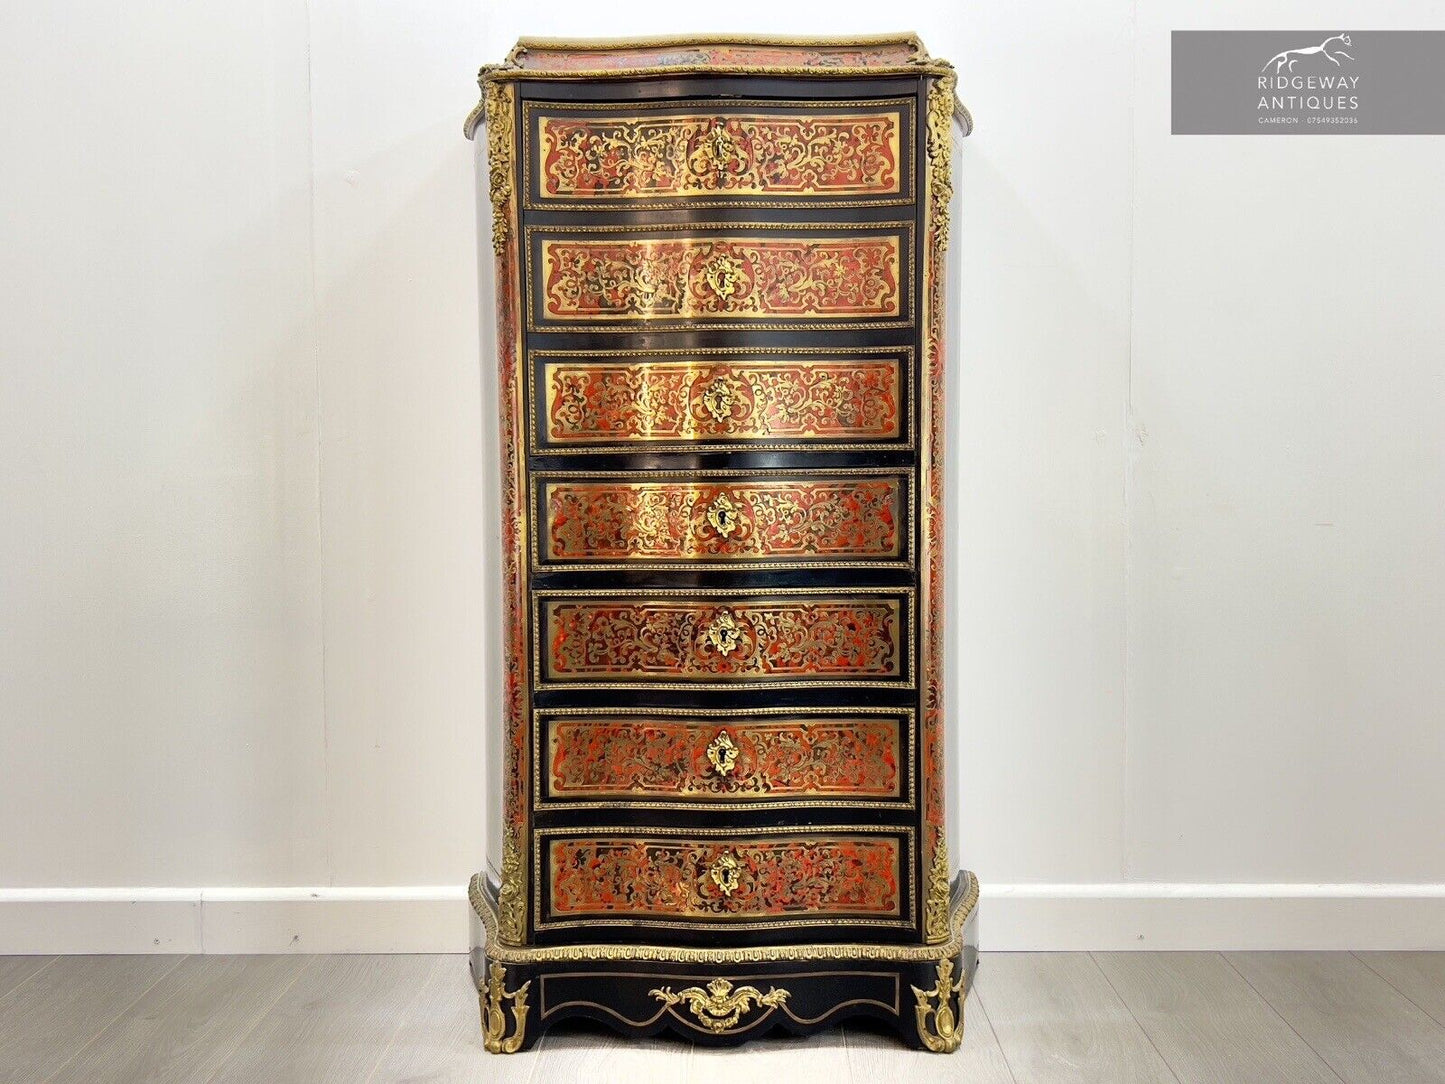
[539,236,901,321]
[542,357,903,446]
[543,600,902,683]
[921,71,957,943]
[537,111,901,199]
[548,836,901,920]
[543,478,903,563]
[547,718,901,799]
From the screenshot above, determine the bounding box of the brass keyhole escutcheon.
[705,492,742,538]
[700,376,738,424]
[703,610,744,656]
[700,252,745,300]
[706,730,739,777]
[708,851,743,896]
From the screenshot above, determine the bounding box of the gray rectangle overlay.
[1173,31,1445,134]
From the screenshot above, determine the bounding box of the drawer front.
[532,348,911,454]
[538,827,913,931]
[533,469,910,571]
[534,589,913,689]
[526,223,913,332]
[536,708,913,809]
[524,98,913,210]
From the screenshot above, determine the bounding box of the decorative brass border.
[523,221,915,334]
[531,586,916,692]
[919,70,955,945]
[529,345,915,456]
[482,80,530,946]
[532,705,916,813]
[521,97,914,211]
[529,467,913,573]
[473,870,978,965]
[533,824,916,933]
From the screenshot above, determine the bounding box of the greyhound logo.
[1261,33,1354,73]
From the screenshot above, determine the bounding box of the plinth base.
[468,871,979,1053]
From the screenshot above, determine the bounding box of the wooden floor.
[2,953,1444,1083]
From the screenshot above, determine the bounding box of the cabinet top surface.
[464,34,968,139]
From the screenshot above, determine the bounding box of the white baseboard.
[1,883,1442,954]
[981,882,1445,951]
[0,887,467,954]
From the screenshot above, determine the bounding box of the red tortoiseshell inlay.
[539,237,901,321]
[543,478,903,563]
[548,836,901,919]
[510,40,924,73]
[543,599,902,682]
[542,358,902,445]
[537,111,901,199]
[547,718,901,799]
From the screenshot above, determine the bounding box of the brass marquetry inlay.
[534,106,903,201]
[544,713,905,803]
[540,474,905,567]
[535,232,905,324]
[546,833,903,923]
[539,354,905,448]
[541,595,906,685]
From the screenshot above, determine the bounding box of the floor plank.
[842,972,1016,1083]
[365,955,535,1084]
[0,956,54,1000]
[1356,952,1445,1028]
[1093,952,1338,1084]
[690,1031,851,1084]
[0,955,182,1084]
[47,955,310,1084]
[537,1020,690,1084]
[0,951,1439,1082]
[981,953,1177,1083]
[1227,952,1445,1084]
[206,954,439,1084]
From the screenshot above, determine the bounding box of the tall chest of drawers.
[464,34,976,1053]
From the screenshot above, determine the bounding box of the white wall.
[1,0,1442,952]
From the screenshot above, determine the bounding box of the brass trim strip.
[530,345,915,456]
[472,870,979,964]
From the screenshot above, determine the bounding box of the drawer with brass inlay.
[531,469,911,572]
[524,222,913,332]
[535,826,914,932]
[522,97,914,211]
[532,588,914,690]
[530,347,912,455]
[534,708,915,810]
